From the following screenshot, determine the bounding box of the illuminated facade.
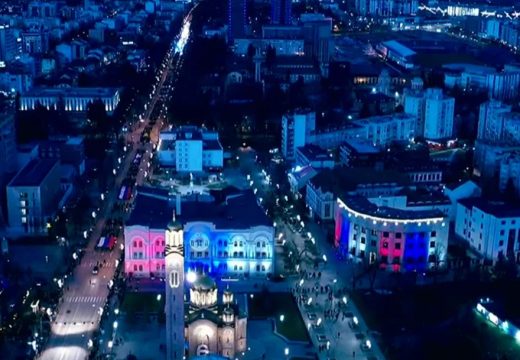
[19,87,121,113]
[185,276,247,358]
[124,189,275,279]
[165,220,248,359]
[334,196,448,271]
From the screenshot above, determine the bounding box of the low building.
[6,159,63,234]
[157,126,223,173]
[339,140,383,168]
[295,144,334,169]
[124,188,275,279]
[455,198,520,264]
[288,164,318,193]
[19,87,121,113]
[335,195,449,271]
[443,180,482,221]
[38,137,86,176]
[306,167,410,221]
[376,40,416,69]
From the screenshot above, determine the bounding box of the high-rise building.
[271,0,292,25]
[424,88,455,140]
[281,110,316,160]
[228,0,247,40]
[477,100,512,141]
[300,14,333,64]
[0,25,18,63]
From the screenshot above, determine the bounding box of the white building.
[499,152,520,196]
[6,159,63,234]
[335,196,449,271]
[455,198,520,264]
[477,100,512,141]
[443,180,482,221]
[157,126,223,173]
[351,113,416,146]
[281,109,315,160]
[19,87,121,113]
[405,87,455,139]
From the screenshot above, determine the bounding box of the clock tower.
[165,213,185,360]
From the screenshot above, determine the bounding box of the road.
[37,11,193,360]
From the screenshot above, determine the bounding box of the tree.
[87,99,109,134]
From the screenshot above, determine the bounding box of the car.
[92,266,99,275]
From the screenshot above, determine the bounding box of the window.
[370,240,377,247]
[133,265,137,271]
[256,252,260,258]
[395,243,401,250]
[430,241,436,248]
[383,232,389,238]
[234,241,238,247]
[218,251,222,257]
[205,251,209,258]
[383,242,389,248]
[218,240,222,247]
[262,242,266,247]
[381,255,388,263]
[361,237,366,244]
[233,252,237,257]
[197,252,202,258]
[138,265,143,271]
[395,233,402,239]
[239,251,244,257]
[256,265,260,271]
[431,231,437,237]
[224,241,227,247]
[361,227,366,234]
[499,240,504,247]
[256,242,260,247]
[500,230,505,236]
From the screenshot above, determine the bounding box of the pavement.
[37,12,193,360]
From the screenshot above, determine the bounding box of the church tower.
[165,213,185,360]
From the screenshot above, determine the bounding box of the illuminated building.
[124,187,275,279]
[295,144,334,169]
[334,196,449,271]
[0,24,18,62]
[19,87,121,113]
[376,40,416,69]
[157,126,223,173]
[455,198,520,264]
[281,109,316,160]
[184,276,247,357]
[499,152,520,197]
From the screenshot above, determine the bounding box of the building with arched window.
[124,187,275,280]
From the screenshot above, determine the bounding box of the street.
[37,10,194,360]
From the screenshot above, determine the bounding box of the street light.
[113,321,118,329]
[279,314,285,322]
[186,271,197,283]
[284,347,289,356]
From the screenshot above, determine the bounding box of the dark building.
[271,0,292,25]
[228,0,247,40]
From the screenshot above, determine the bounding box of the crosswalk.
[65,296,105,303]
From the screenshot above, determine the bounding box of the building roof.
[180,190,272,229]
[126,189,272,230]
[341,140,381,154]
[340,195,446,221]
[8,159,59,187]
[204,139,223,151]
[296,144,330,161]
[381,40,416,58]
[458,197,520,218]
[310,167,410,195]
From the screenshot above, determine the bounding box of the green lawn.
[249,291,310,343]
[121,292,165,314]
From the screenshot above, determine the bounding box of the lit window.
[21,217,27,223]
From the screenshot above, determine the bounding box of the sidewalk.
[281,222,385,360]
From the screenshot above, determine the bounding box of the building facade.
[455,198,520,263]
[281,110,316,160]
[19,87,121,113]
[271,0,291,25]
[124,189,275,279]
[335,196,449,271]
[158,126,223,172]
[6,159,62,234]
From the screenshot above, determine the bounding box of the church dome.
[167,219,183,231]
[190,275,218,308]
[192,275,217,291]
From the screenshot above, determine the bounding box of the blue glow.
[403,232,428,271]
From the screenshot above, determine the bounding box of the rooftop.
[458,197,520,218]
[310,167,410,195]
[341,140,382,154]
[9,159,59,187]
[296,144,330,161]
[126,189,272,230]
[340,195,446,221]
[381,40,416,58]
[203,139,223,151]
